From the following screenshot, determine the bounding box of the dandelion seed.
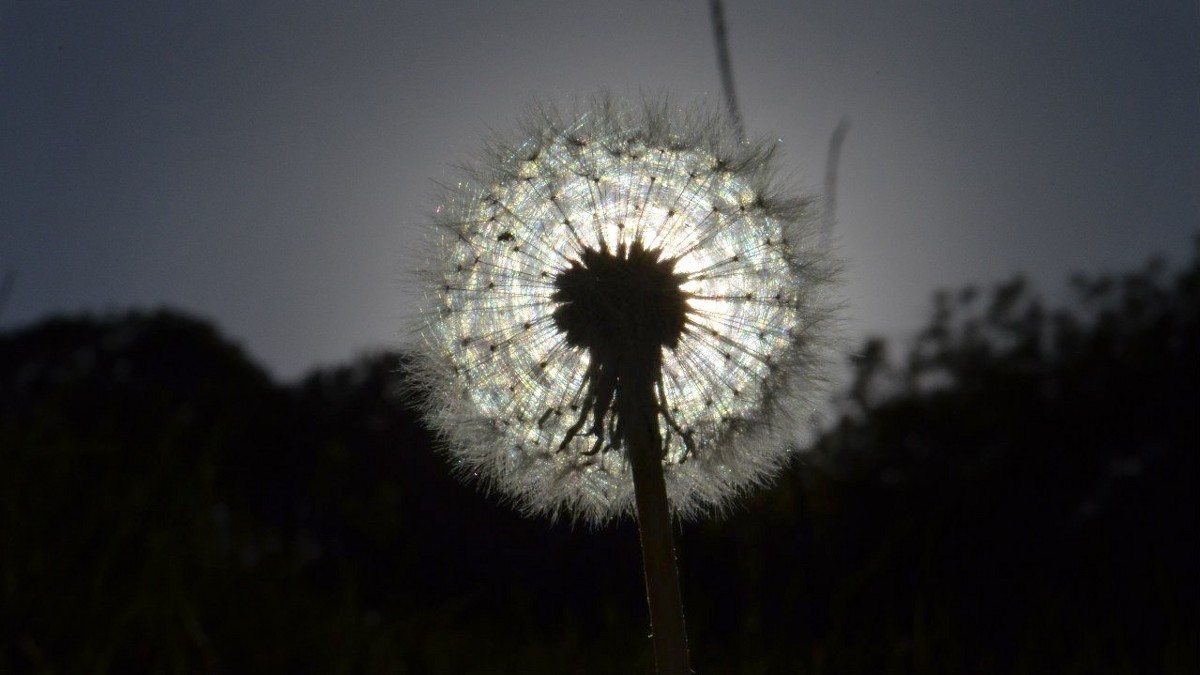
[414,94,839,524]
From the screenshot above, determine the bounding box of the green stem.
[622,372,691,675]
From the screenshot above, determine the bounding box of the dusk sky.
[3,1,1197,380]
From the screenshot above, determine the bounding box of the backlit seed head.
[412,94,841,524]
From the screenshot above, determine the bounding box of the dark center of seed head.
[551,240,689,368]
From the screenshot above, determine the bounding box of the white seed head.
[412,94,841,524]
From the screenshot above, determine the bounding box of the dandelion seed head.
[413,95,840,524]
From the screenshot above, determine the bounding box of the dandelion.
[412,94,839,673]
[415,95,838,522]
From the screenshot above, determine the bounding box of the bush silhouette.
[2,240,1196,673]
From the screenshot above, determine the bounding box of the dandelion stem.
[622,367,691,675]
[709,0,745,143]
[821,118,851,251]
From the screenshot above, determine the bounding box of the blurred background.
[1,1,1197,673]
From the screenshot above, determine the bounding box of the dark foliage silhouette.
[2,241,1196,673]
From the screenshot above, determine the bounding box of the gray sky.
[2,0,1197,380]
